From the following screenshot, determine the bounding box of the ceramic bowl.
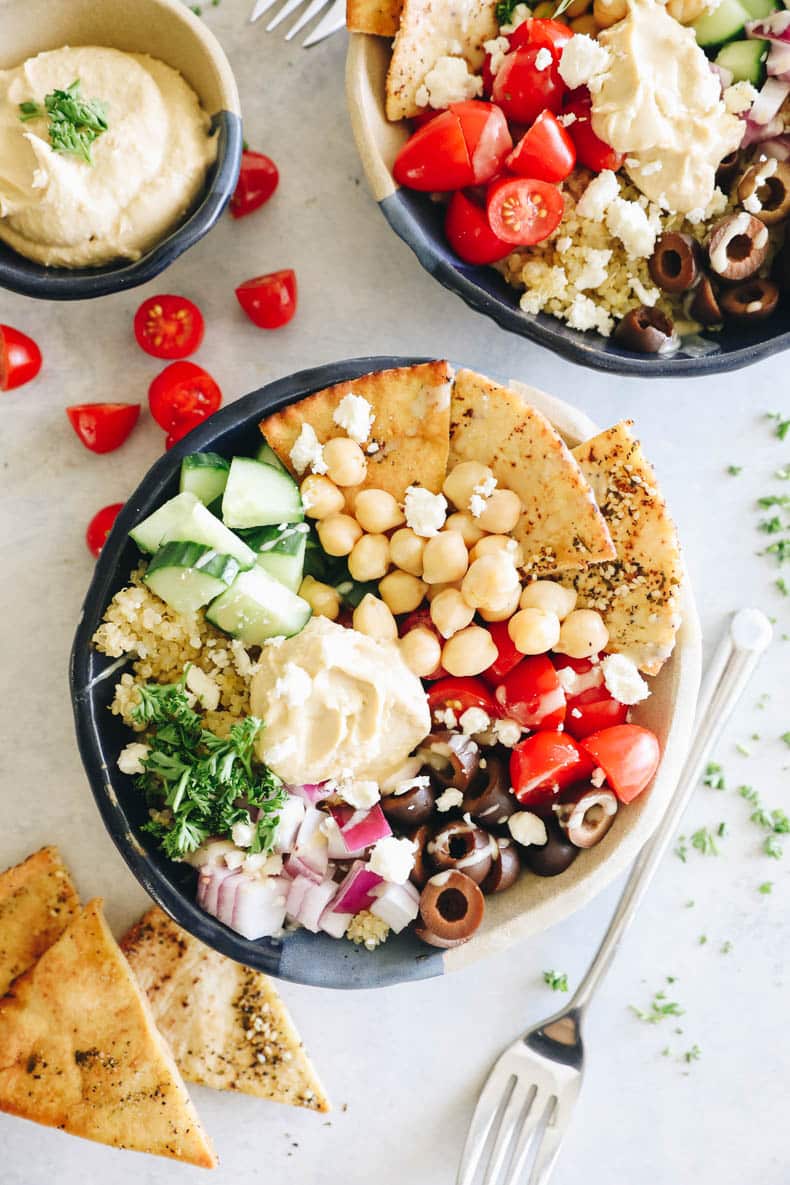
[0,0,242,300]
[70,356,702,989]
[346,33,790,377]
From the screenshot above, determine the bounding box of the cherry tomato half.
[581,724,660,803]
[564,685,629,741]
[148,361,222,431]
[165,411,210,450]
[510,731,594,812]
[445,191,514,265]
[236,269,297,330]
[450,101,513,184]
[133,295,205,360]
[495,654,565,730]
[486,177,564,246]
[492,46,566,126]
[427,676,500,721]
[86,502,124,558]
[393,109,474,191]
[506,110,576,183]
[482,619,525,685]
[0,324,42,391]
[66,403,141,454]
[230,149,279,219]
[563,90,624,173]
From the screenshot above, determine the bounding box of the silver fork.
[248,0,346,46]
[458,607,773,1185]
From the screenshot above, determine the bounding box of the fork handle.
[568,608,772,1016]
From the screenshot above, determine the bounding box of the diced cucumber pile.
[127,443,311,640]
[715,37,768,83]
[694,0,776,88]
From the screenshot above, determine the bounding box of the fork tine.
[301,0,346,44]
[266,0,304,31]
[285,0,328,39]
[483,1081,537,1185]
[526,1110,564,1185]
[504,1094,558,1185]
[457,1073,517,1185]
[248,0,280,21]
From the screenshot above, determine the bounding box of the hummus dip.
[0,46,217,268]
[250,617,431,786]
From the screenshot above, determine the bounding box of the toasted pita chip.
[347,0,402,35]
[448,369,615,575]
[569,422,683,675]
[0,900,216,1169]
[385,0,497,120]
[122,907,329,1113]
[0,846,80,997]
[260,361,452,501]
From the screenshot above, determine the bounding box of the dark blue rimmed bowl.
[346,34,790,377]
[70,356,701,989]
[0,0,242,300]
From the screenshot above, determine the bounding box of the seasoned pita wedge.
[0,846,80,997]
[569,422,683,675]
[122,907,329,1113]
[449,369,615,575]
[347,0,403,36]
[0,900,216,1169]
[260,360,452,500]
[385,0,497,120]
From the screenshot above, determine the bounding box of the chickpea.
[443,461,495,511]
[667,0,708,21]
[462,552,521,613]
[445,510,485,547]
[508,608,561,655]
[354,488,404,534]
[323,437,367,487]
[430,588,476,639]
[400,627,442,677]
[353,593,398,641]
[470,534,525,569]
[476,489,522,535]
[566,0,592,14]
[477,586,521,622]
[520,580,577,621]
[593,0,626,26]
[317,513,363,557]
[426,580,462,604]
[570,12,599,32]
[379,570,428,615]
[390,527,425,577]
[299,576,340,621]
[442,626,498,677]
[300,474,345,520]
[348,533,390,582]
[422,530,470,585]
[555,609,610,659]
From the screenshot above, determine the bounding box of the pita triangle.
[0,846,80,997]
[0,899,216,1168]
[122,907,330,1112]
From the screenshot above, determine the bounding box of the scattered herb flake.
[765,539,790,563]
[684,899,695,908]
[777,578,789,596]
[683,1044,702,1064]
[675,836,688,862]
[759,515,784,534]
[703,762,726,790]
[691,827,719,856]
[721,941,733,954]
[735,742,751,756]
[726,464,743,476]
[698,934,708,945]
[631,993,685,1024]
[768,412,790,441]
[763,834,783,859]
[759,881,773,894]
[542,970,569,992]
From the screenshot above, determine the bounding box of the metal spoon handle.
[570,609,773,1015]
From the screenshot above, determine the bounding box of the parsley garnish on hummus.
[19,79,108,164]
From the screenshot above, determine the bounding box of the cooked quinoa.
[346,910,390,950]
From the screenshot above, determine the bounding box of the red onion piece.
[332,860,384,913]
[338,803,392,851]
[297,879,339,932]
[292,806,330,878]
[285,873,315,920]
[320,907,353,938]
[289,782,334,805]
[215,871,246,927]
[760,134,790,159]
[750,77,790,125]
[284,852,324,883]
[231,876,289,939]
[742,112,785,146]
[273,795,307,853]
[197,864,234,914]
[747,11,790,41]
[768,40,790,80]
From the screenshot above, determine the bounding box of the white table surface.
[2,5,789,1181]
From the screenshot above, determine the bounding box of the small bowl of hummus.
[0,0,242,299]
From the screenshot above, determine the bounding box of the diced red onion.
[284,852,325,883]
[197,864,235,912]
[324,812,367,859]
[331,860,384,914]
[710,61,733,91]
[231,876,289,940]
[286,873,315,920]
[289,782,334,805]
[742,111,785,145]
[749,77,790,125]
[760,134,790,158]
[273,794,307,853]
[767,40,790,80]
[297,879,338,932]
[292,806,330,878]
[215,871,246,927]
[747,11,790,42]
[338,804,392,851]
[320,907,353,938]
[369,881,420,933]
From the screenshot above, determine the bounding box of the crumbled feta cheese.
[557,112,576,127]
[117,742,149,776]
[630,276,660,306]
[436,787,464,812]
[273,662,312,708]
[468,493,487,518]
[434,706,458,729]
[459,706,491,735]
[230,638,260,678]
[575,169,619,221]
[639,160,663,177]
[231,820,256,848]
[534,46,553,71]
[290,423,327,475]
[368,836,417,884]
[601,653,650,705]
[556,664,603,697]
[341,779,380,810]
[723,80,758,115]
[493,718,522,747]
[743,190,762,214]
[573,248,612,292]
[468,473,497,521]
[590,766,606,788]
[332,393,375,443]
[393,775,431,796]
[605,197,656,258]
[508,811,548,847]
[186,664,220,711]
[245,852,283,876]
[558,34,611,91]
[416,56,483,110]
[570,707,583,719]
[483,35,511,77]
[403,485,447,537]
[555,234,572,252]
[366,440,380,454]
[566,294,615,337]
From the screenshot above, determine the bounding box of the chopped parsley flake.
[735,742,751,756]
[760,515,784,534]
[777,578,789,596]
[768,412,790,441]
[765,539,790,564]
[776,466,790,481]
[739,784,760,804]
[631,991,685,1024]
[727,464,743,476]
[542,970,569,992]
[759,881,773,894]
[781,732,790,747]
[758,494,790,509]
[763,834,783,859]
[721,941,733,954]
[683,1044,702,1064]
[698,934,708,945]
[703,762,726,790]
[691,827,719,857]
[675,835,688,862]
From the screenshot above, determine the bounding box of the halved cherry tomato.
[165,411,208,450]
[393,109,475,191]
[492,46,565,126]
[235,269,297,330]
[506,110,576,183]
[133,295,204,360]
[486,177,564,246]
[66,403,140,454]
[581,724,660,803]
[148,361,222,431]
[411,109,443,130]
[510,732,593,811]
[0,325,41,391]
[450,101,513,184]
[427,676,500,721]
[482,619,525,685]
[495,654,565,730]
[552,653,604,694]
[445,191,514,265]
[86,502,124,558]
[563,90,624,173]
[564,686,629,741]
[229,149,279,219]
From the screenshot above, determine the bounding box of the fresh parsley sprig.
[19,79,108,164]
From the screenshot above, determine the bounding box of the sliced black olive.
[522,820,579,877]
[689,274,722,325]
[428,819,493,885]
[737,159,790,226]
[381,780,435,827]
[648,233,701,294]
[409,823,434,889]
[613,306,677,354]
[554,786,618,849]
[707,212,768,282]
[461,754,517,827]
[716,150,741,190]
[422,730,480,791]
[719,277,780,321]
[417,870,485,946]
[480,837,522,894]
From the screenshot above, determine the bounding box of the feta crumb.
[575,170,619,222]
[224,849,246,870]
[557,112,576,127]
[566,293,615,337]
[630,276,660,306]
[117,742,149,776]
[555,235,572,252]
[558,34,611,91]
[231,820,256,848]
[601,653,650,705]
[743,190,762,214]
[436,787,464,812]
[723,80,758,115]
[368,836,417,884]
[230,638,260,678]
[186,665,220,711]
[605,197,656,258]
[468,493,486,518]
[483,35,510,77]
[459,706,491,735]
[468,473,497,521]
[639,160,663,177]
[434,706,458,729]
[590,766,606,788]
[403,485,447,537]
[493,718,522,747]
[366,441,380,454]
[534,46,553,71]
[573,248,612,292]
[508,811,548,847]
[556,664,603,697]
[273,662,312,708]
[332,393,375,443]
[500,3,530,32]
[416,56,483,110]
[341,779,381,810]
[290,423,327,475]
[393,775,431,796]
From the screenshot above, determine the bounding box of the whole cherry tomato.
[495,654,565,730]
[445,191,514,266]
[148,361,222,431]
[510,732,594,811]
[133,295,204,360]
[486,177,565,246]
[235,269,297,330]
[427,676,500,721]
[563,89,624,173]
[580,724,660,803]
[506,110,576,183]
[492,46,566,126]
[511,17,573,57]
[66,403,140,454]
[230,150,279,219]
[0,324,41,391]
[86,502,124,557]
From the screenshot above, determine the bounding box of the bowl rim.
[345,32,790,379]
[70,356,702,988]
